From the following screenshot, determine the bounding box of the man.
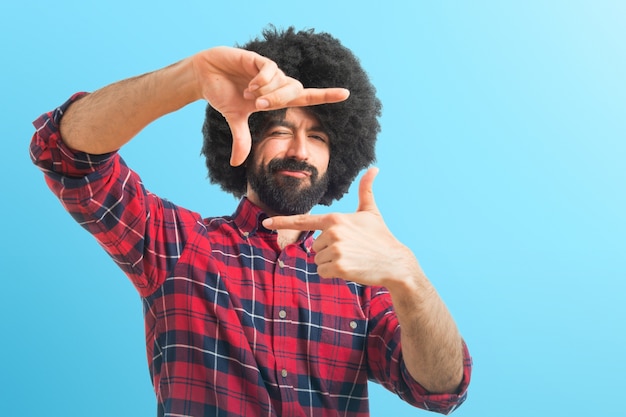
[31,27,471,416]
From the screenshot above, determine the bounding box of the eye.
[309,134,329,144]
[267,129,292,138]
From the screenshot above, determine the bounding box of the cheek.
[250,143,272,166]
[320,159,330,176]
[318,148,330,175]
[255,140,288,161]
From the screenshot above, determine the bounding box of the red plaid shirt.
[30,94,471,416]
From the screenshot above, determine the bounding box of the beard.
[247,157,329,215]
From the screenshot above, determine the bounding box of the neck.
[277,229,302,249]
[245,192,306,249]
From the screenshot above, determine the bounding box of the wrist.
[382,246,429,296]
[159,57,204,104]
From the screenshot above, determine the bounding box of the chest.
[153,231,369,372]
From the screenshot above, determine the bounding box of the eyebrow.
[265,119,328,134]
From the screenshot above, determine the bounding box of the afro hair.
[201,26,381,205]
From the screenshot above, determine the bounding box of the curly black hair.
[201,26,381,205]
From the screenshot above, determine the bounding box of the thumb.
[357,167,380,213]
[226,114,253,166]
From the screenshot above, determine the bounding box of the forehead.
[266,107,323,127]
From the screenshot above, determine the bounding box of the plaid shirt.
[30,94,471,417]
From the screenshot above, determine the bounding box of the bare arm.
[60,58,199,154]
[384,249,464,393]
[60,47,350,164]
[262,168,464,393]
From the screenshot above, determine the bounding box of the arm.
[31,93,203,297]
[262,168,466,394]
[60,47,349,165]
[59,59,198,155]
[382,250,465,394]
[33,47,348,296]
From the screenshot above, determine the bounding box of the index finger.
[286,87,350,107]
[262,213,334,231]
[257,86,350,111]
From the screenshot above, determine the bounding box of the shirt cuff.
[400,339,472,415]
[30,92,118,178]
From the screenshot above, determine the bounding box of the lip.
[276,169,311,179]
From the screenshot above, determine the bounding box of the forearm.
[60,57,201,154]
[386,250,464,394]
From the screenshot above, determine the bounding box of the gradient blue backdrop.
[3,1,624,416]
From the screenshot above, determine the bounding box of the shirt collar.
[233,197,270,236]
[233,198,315,250]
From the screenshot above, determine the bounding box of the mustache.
[267,158,318,178]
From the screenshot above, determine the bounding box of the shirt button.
[242,231,249,238]
[279,310,287,319]
[278,259,285,268]
[281,369,288,378]
[350,321,358,329]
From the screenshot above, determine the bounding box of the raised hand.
[191,47,350,166]
[262,168,421,286]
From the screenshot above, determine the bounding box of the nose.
[285,131,309,160]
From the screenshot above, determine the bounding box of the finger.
[226,115,253,166]
[245,54,349,110]
[315,263,333,280]
[312,245,334,265]
[251,78,304,110]
[287,87,350,107]
[245,59,290,109]
[246,57,280,91]
[262,213,335,231]
[256,85,350,111]
[247,69,291,109]
[357,167,380,213]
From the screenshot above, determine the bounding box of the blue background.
[3,1,624,416]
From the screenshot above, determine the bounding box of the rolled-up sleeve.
[367,287,472,414]
[30,92,117,178]
[30,94,201,297]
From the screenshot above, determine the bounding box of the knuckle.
[325,228,342,242]
[317,265,330,279]
[326,213,341,225]
[333,261,349,278]
[295,215,309,227]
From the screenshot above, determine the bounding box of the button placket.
[274,252,292,390]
